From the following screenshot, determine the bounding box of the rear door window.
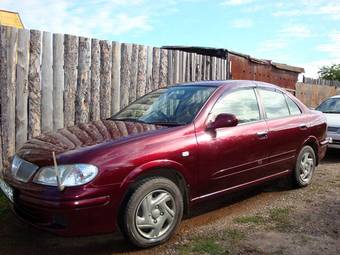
[285,95,302,115]
[258,89,290,119]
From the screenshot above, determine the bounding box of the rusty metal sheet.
[229,53,298,90]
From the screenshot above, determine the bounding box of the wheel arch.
[117,160,192,232]
[301,136,319,165]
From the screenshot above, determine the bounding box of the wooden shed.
[0,10,24,29]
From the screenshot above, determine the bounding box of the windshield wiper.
[147,121,184,126]
[109,117,147,124]
[322,111,340,114]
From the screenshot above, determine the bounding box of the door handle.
[256,131,268,139]
[299,124,308,130]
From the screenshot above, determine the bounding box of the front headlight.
[33,164,98,187]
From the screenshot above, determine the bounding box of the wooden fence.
[295,82,340,108]
[302,76,340,87]
[0,25,228,170]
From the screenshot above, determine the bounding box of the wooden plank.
[64,34,78,127]
[173,50,180,84]
[28,29,41,138]
[129,44,138,102]
[76,37,91,124]
[0,27,2,173]
[137,45,147,97]
[202,55,206,80]
[196,54,202,81]
[221,59,226,80]
[100,40,112,119]
[145,46,153,93]
[211,57,217,80]
[216,58,220,79]
[185,52,191,82]
[41,31,53,132]
[120,43,131,109]
[152,47,160,90]
[159,49,168,88]
[53,33,64,130]
[182,52,187,82]
[90,39,100,120]
[206,56,211,80]
[167,50,173,85]
[191,53,196,81]
[0,26,17,168]
[178,51,183,82]
[111,42,121,114]
[15,28,29,148]
[0,27,3,173]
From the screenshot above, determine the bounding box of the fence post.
[0,26,17,169]
[90,39,100,120]
[137,45,147,97]
[64,34,78,127]
[16,29,29,148]
[76,37,91,124]
[111,41,121,114]
[120,43,132,109]
[53,33,64,130]
[28,29,41,138]
[129,44,138,103]
[99,40,112,119]
[41,31,53,132]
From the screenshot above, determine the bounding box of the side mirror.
[207,113,238,130]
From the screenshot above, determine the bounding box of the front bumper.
[327,132,340,149]
[1,178,121,236]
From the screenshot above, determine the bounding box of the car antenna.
[52,151,64,191]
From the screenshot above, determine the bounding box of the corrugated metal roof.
[162,46,304,74]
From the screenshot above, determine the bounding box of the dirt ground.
[0,150,339,255]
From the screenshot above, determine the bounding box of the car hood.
[16,120,162,165]
[323,113,340,127]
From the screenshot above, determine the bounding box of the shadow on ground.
[321,148,340,164]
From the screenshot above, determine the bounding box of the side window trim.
[254,87,266,120]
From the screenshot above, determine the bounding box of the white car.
[316,95,340,149]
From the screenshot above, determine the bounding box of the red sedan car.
[0,80,328,247]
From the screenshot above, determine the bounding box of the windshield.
[316,98,340,114]
[111,86,216,125]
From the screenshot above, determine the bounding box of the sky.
[1,0,340,78]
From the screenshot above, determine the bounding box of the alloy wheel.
[299,151,314,182]
[135,189,176,239]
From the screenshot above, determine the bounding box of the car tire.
[122,177,183,248]
[293,145,316,187]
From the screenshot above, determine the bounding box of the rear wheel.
[293,145,316,187]
[122,177,183,247]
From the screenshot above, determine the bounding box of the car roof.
[330,94,340,99]
[172,80,282,90]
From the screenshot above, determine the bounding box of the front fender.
[120,159,191,190]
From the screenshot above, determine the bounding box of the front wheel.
[293,145,316,187]
[122,177,183,248]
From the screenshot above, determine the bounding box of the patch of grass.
[268,207,291,231]
[180,237,225,255]
[234,215,265,225]
[0,192,9,216]
[222,229,246,243]
[269,208,290,221]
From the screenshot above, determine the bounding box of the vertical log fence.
[0,25,228,170]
